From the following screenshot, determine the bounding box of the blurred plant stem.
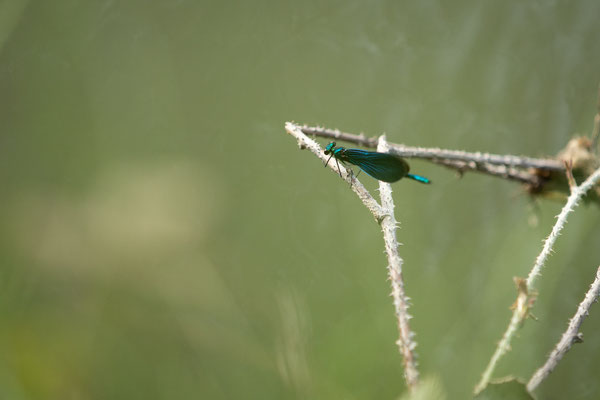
[527,266,600,392]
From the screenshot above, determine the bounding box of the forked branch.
[284,122,420,392]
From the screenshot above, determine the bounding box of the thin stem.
[474,166,600,394]
[300,125,379,148]
[527,266,600,392]
[377,136,420,391]
[526,167,600,289]
[299,124,564,170]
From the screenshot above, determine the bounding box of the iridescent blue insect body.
[324,142,430,184]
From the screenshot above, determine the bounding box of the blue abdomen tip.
[406,173,431,184]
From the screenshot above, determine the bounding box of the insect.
[323,142,431,184]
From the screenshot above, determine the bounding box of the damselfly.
[324,142,430,184]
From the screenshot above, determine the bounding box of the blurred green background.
[1,1,600,399]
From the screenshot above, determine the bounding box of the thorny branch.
[286,101,600,395]
[474,166,600,394]
[284,122,420,392]
[377,136,420,390]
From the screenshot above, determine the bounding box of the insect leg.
[324,153,334,168]
[334,158,343,178]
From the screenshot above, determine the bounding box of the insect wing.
[343,149,409,182]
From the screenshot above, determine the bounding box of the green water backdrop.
[1,1,600,399]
